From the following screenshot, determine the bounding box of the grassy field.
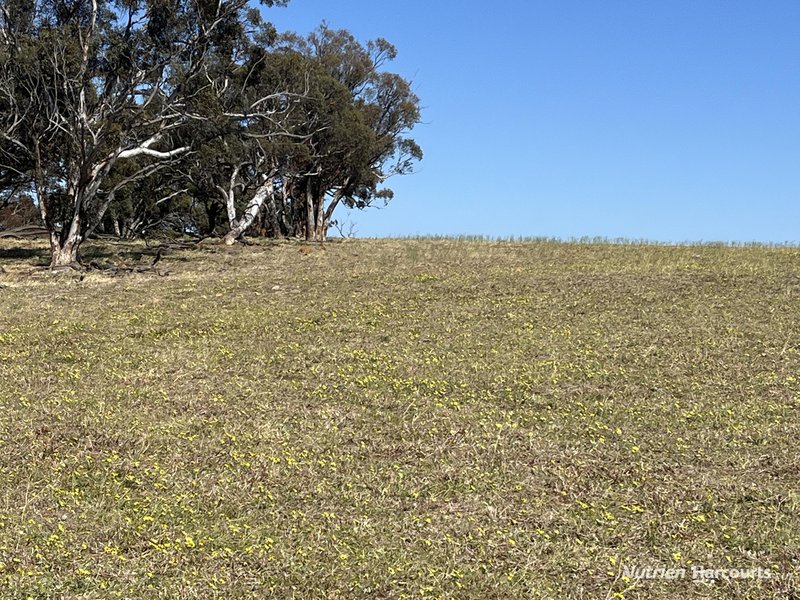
[0,238,799,599]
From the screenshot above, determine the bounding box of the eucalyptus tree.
[275,25,423,241]
[0,0,287,266]
[176,46,315,245]
[91,154,196,238]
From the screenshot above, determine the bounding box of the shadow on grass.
[81,242,202,265]
[0,247,49,262]
[1,244,147,266]
[1,238,215,270]
[79,246,123,261]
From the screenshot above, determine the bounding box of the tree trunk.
[50,235,82,267]
[49,214,82,268]
[314,193,326,241]
[222,165,243,232]
[279,180,296,237]
[305,188,316,241]
[266,191,284,238]
[323,184,348,238]
[206,208,217,237]
[291,194,304,238]
[223,179,273,245]
[33,143,84,268]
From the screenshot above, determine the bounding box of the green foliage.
[282,24,423,208]
[174,24,422,242]
[1,0,422,251]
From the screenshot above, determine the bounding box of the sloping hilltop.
[0,239,798,599]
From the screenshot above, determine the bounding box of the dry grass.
[0,237,799,599]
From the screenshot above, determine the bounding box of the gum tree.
[0,0,286,266]
[277,26,423,241]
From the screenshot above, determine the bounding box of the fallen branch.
[0,225,50,238]
[87,260,170,277]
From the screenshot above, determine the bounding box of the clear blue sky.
[268,1,800,242]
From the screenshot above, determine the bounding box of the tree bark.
[314,192,326,241]
[223,178,274,245]
[291,192,304,238]
[222,165,242,231]
[266,191,284,238]
[50,231,82,267]
[305,188,316,241]
[50,204,84,267]
[33,140,81,267]
[323,182,349,234]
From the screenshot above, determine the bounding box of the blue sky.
[269,1,800,242]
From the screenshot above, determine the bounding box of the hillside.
[1,239,798,599]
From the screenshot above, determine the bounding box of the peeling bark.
[50,233,82,267]
[305,188,316,241]
[223,178,274,245]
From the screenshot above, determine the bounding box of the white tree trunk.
[223,179,273,245]
[305,188,316,241]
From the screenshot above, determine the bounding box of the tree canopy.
[0,3,421,265]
